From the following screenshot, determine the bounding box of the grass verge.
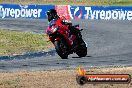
[0,30,52,56]
[110,1,132,6]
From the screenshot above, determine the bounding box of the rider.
[46,9,82,42]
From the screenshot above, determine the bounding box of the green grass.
[110,1,132,6]
[0,30,52,56]
[0,0,132,6]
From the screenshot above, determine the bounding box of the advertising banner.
[55,5,71,20]
[0,4,131,20]
[56,5,132,20]
[0,4,55,19]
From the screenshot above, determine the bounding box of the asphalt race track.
[0,19,132,72]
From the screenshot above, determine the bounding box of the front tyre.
[54,41,68,59]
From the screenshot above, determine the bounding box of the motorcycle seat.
[73,24,79,27]
[73,24,83,31]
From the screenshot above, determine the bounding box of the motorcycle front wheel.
[54,40,68,59]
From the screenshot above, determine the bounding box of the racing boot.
[69,26,84,45]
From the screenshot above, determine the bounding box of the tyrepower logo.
[0,5,42,18]
[76,66,131,85]
[68,6,132,20]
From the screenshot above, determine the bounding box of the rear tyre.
[76,39,87,57]
[54,41,68,59]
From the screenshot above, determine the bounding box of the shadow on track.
[72,55,92,58]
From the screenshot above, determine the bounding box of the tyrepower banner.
[0,4,131,20]
[56,5,132,20]
[0,4,54,19]
[55,5,71,20]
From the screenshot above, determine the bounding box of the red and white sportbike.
[46,18,87,59]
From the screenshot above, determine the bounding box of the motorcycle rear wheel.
[54,40,68,59]
[76,40,87,57]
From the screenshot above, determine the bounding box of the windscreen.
[48,19,57,28]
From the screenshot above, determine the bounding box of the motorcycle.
[46,18,87,59]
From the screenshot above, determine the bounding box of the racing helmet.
[46,9,59,22]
